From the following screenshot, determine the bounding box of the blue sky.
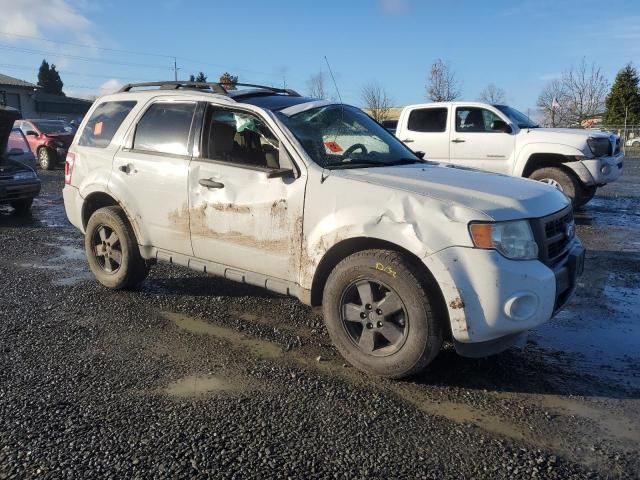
[0,0,638,113]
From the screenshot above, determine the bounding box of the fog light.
[504,293,539,321]
[601,165,611,175]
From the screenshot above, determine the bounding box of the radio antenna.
[320,56,345,184]
[324,56,343,104]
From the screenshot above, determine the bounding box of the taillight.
[65,152,76,185]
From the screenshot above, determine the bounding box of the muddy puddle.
[164,374,247,398]
[575,196,640,229]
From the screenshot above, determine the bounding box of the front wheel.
[85,206,149,289]
[38,147,54,170]
[322,249,443,378]
[529,167,580,206]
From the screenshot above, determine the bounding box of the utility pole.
[623,105,628,155]
[173,57,179,81]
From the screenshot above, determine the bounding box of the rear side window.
[407,108,448,132]
[79,101,136,148]
[133,102,196,156]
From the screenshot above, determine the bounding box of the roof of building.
[34,92,92,105]
[0,73,37,89]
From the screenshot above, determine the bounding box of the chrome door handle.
[451,139,465,143]
[199,178,224,189]
[402,139,414,143]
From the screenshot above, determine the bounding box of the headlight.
[13,171,37,180]
[587,137,610,157]
[469,220,539,260]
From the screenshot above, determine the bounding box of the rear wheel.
[38,147,54,170]
[85,206,149,289]
[10,198,33,214]
[322,249,443,378]
[529,167,579,206]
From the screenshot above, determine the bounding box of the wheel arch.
[521,153,579,178]
[81,192,146,247]
[309,237,451,338]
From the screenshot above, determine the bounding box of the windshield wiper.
[325,158,425,170]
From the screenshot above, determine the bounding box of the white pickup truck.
[395,102,624,206]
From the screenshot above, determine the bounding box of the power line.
[0,31,175,59]
[0,63,155,82]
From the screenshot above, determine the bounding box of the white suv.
[63,82,584,378]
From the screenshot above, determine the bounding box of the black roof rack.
[118,81,300,97]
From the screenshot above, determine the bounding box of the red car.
[15,119,75,170]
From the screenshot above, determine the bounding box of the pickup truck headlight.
[469,220,538,260]
[13,171,37,180]
[587,137,610,157]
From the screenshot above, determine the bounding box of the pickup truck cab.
[63,82,584,378]
[395,102,623,207]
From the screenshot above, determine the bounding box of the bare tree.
[537,59,608,127]
[427,58,461,102]
[562,58,608,125]
[537,79,569,127]
[479,84,506,104]
[361,82,393,122]
[307,72,328,99]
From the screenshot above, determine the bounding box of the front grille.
[531,207,575,267]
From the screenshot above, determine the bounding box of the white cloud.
[0,0,95,45]
[379,0,410,15]
[98,79,123,96]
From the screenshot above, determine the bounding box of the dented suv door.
[187,103,306,282]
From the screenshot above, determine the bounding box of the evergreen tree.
[37,59,65,95]
[604,63,640,126]
[219,72,238,90]
[189,72,207,82]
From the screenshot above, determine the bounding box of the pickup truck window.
[407,108,447,132]
[133,102,195,156]
[79,101,137,148]
[202,107,281,169]
[455,107,502,133]
[494,105,539,128]
[277,104,419,169]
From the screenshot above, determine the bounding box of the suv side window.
[202,106,281,169]
[79,101,137,148]
[133,102,196,156]
[407,108,447,132]
[455,107,502,133]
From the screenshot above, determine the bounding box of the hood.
[520,127,615,145]
[336,164,569,221]
[0,157,33,177]
[0,106,21,161]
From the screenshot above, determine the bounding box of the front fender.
[513,143,585,177]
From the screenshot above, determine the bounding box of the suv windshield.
[33,120,72,135]
[494,105,538,129]
[276,105,421,169]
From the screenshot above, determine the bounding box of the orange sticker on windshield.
[324,141,343,153]
[94,121,104,136]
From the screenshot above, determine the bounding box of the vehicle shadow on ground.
[0,208,40,227]
[142,273,280,300]
[412,346,639,400]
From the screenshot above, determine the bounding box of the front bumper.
[568,154,623,186]
[425,239,584,357]
[0,179,41,204]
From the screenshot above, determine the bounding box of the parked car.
[381,119,398,135]
[395,102,624,207]
[6,128,37,168]
[0,107,41,213]
[625,138,640,147]
[63,81,584,378]
[15,119,75,170]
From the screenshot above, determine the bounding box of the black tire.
[10,198,33,214]
[85,206,149,289]
[38,147,54,170]
[529,167,580,206]
[574,185,597,208]
[322,249,443,378]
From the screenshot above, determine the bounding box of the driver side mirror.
[491,120,512,133]
[414,151,426,159]
[26,130,38,137]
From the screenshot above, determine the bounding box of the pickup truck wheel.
[10,198,33,214]
[38,147,54,170]
[323,250,443,378]
[529,167,579,205]
[574,185,597,208]
[85,206,148,290]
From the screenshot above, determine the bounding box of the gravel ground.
[1,164,639,479]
